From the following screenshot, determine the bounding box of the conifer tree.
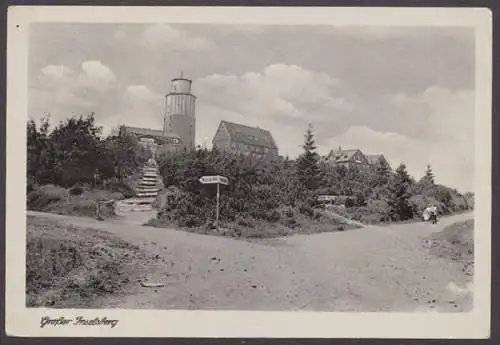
[296,123,322,192]
[421,164,435,185]
[373,158,392,187]
[387,162,414,221]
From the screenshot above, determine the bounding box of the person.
[430,205,438,224]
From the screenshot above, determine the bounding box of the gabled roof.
[327,148,363,163]
[218,120,278,150]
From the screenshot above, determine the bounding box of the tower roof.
[171,72,192,83]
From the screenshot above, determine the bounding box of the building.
[120,73,196,155]
[163,74,197,151]
[365,154,392,170]
[212,120,279,158]
[325,146,391,171]
[325,146,370,169]
[118,126,182,156]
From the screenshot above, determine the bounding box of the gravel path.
[28,211,474,312]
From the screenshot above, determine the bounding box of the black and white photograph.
[6,6,492,338]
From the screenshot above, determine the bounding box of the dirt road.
[28,211,474,312]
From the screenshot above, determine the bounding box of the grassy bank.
[27,185,124,220]
[26,216,145,308]
[424,219,474,276]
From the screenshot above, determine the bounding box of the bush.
[345,198,355,208]
[27,176,37,194]
[27,185,69,210]
[69,185,84,196]
[103,179,136,199]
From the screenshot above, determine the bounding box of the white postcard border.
[5,6,492,338]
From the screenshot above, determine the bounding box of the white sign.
[199,175,229,185]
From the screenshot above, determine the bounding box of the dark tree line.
[156,124,473,227]
[27,113,150,189]
[27,115,473,226]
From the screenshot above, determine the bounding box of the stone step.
[139,178,159,183]
[137,181,160,188]
[143,174,158,179]
[136,187,160,193]
[134,204,153,211]
[137,192,158,198]
[127,197,156,204]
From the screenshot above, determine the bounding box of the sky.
[28,23,475,192]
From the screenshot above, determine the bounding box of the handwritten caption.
[40,316,119,328]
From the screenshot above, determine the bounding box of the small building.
[212,120,279,158]
[119,126,183,156]
[325,146,370,169]
[365,154,392,170]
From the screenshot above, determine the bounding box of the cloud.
[39,64,74,81]
[196,63,349,124]
[99,84,165,133]
[141,24,211,51]
[389,86,474,142]
[77,61,118,92]
[324,122,474,192]
[29,61,119,124]
[193,63,352,156]
[125,84,163,103]
[319,85,474,192]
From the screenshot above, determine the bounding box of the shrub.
[103,179,136,199]
[345,198,355,208]
[69,185,84,196]
[27,185,69,210]
[27,176,37,194]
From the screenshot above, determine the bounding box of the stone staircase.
[114,159,162,224]
[135,163,162,209]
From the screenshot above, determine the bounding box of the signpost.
[199,175,229,230]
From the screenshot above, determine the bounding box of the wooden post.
[216,182,220,231]
[96,201,100,219]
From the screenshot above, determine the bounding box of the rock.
[141,282,164,288]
